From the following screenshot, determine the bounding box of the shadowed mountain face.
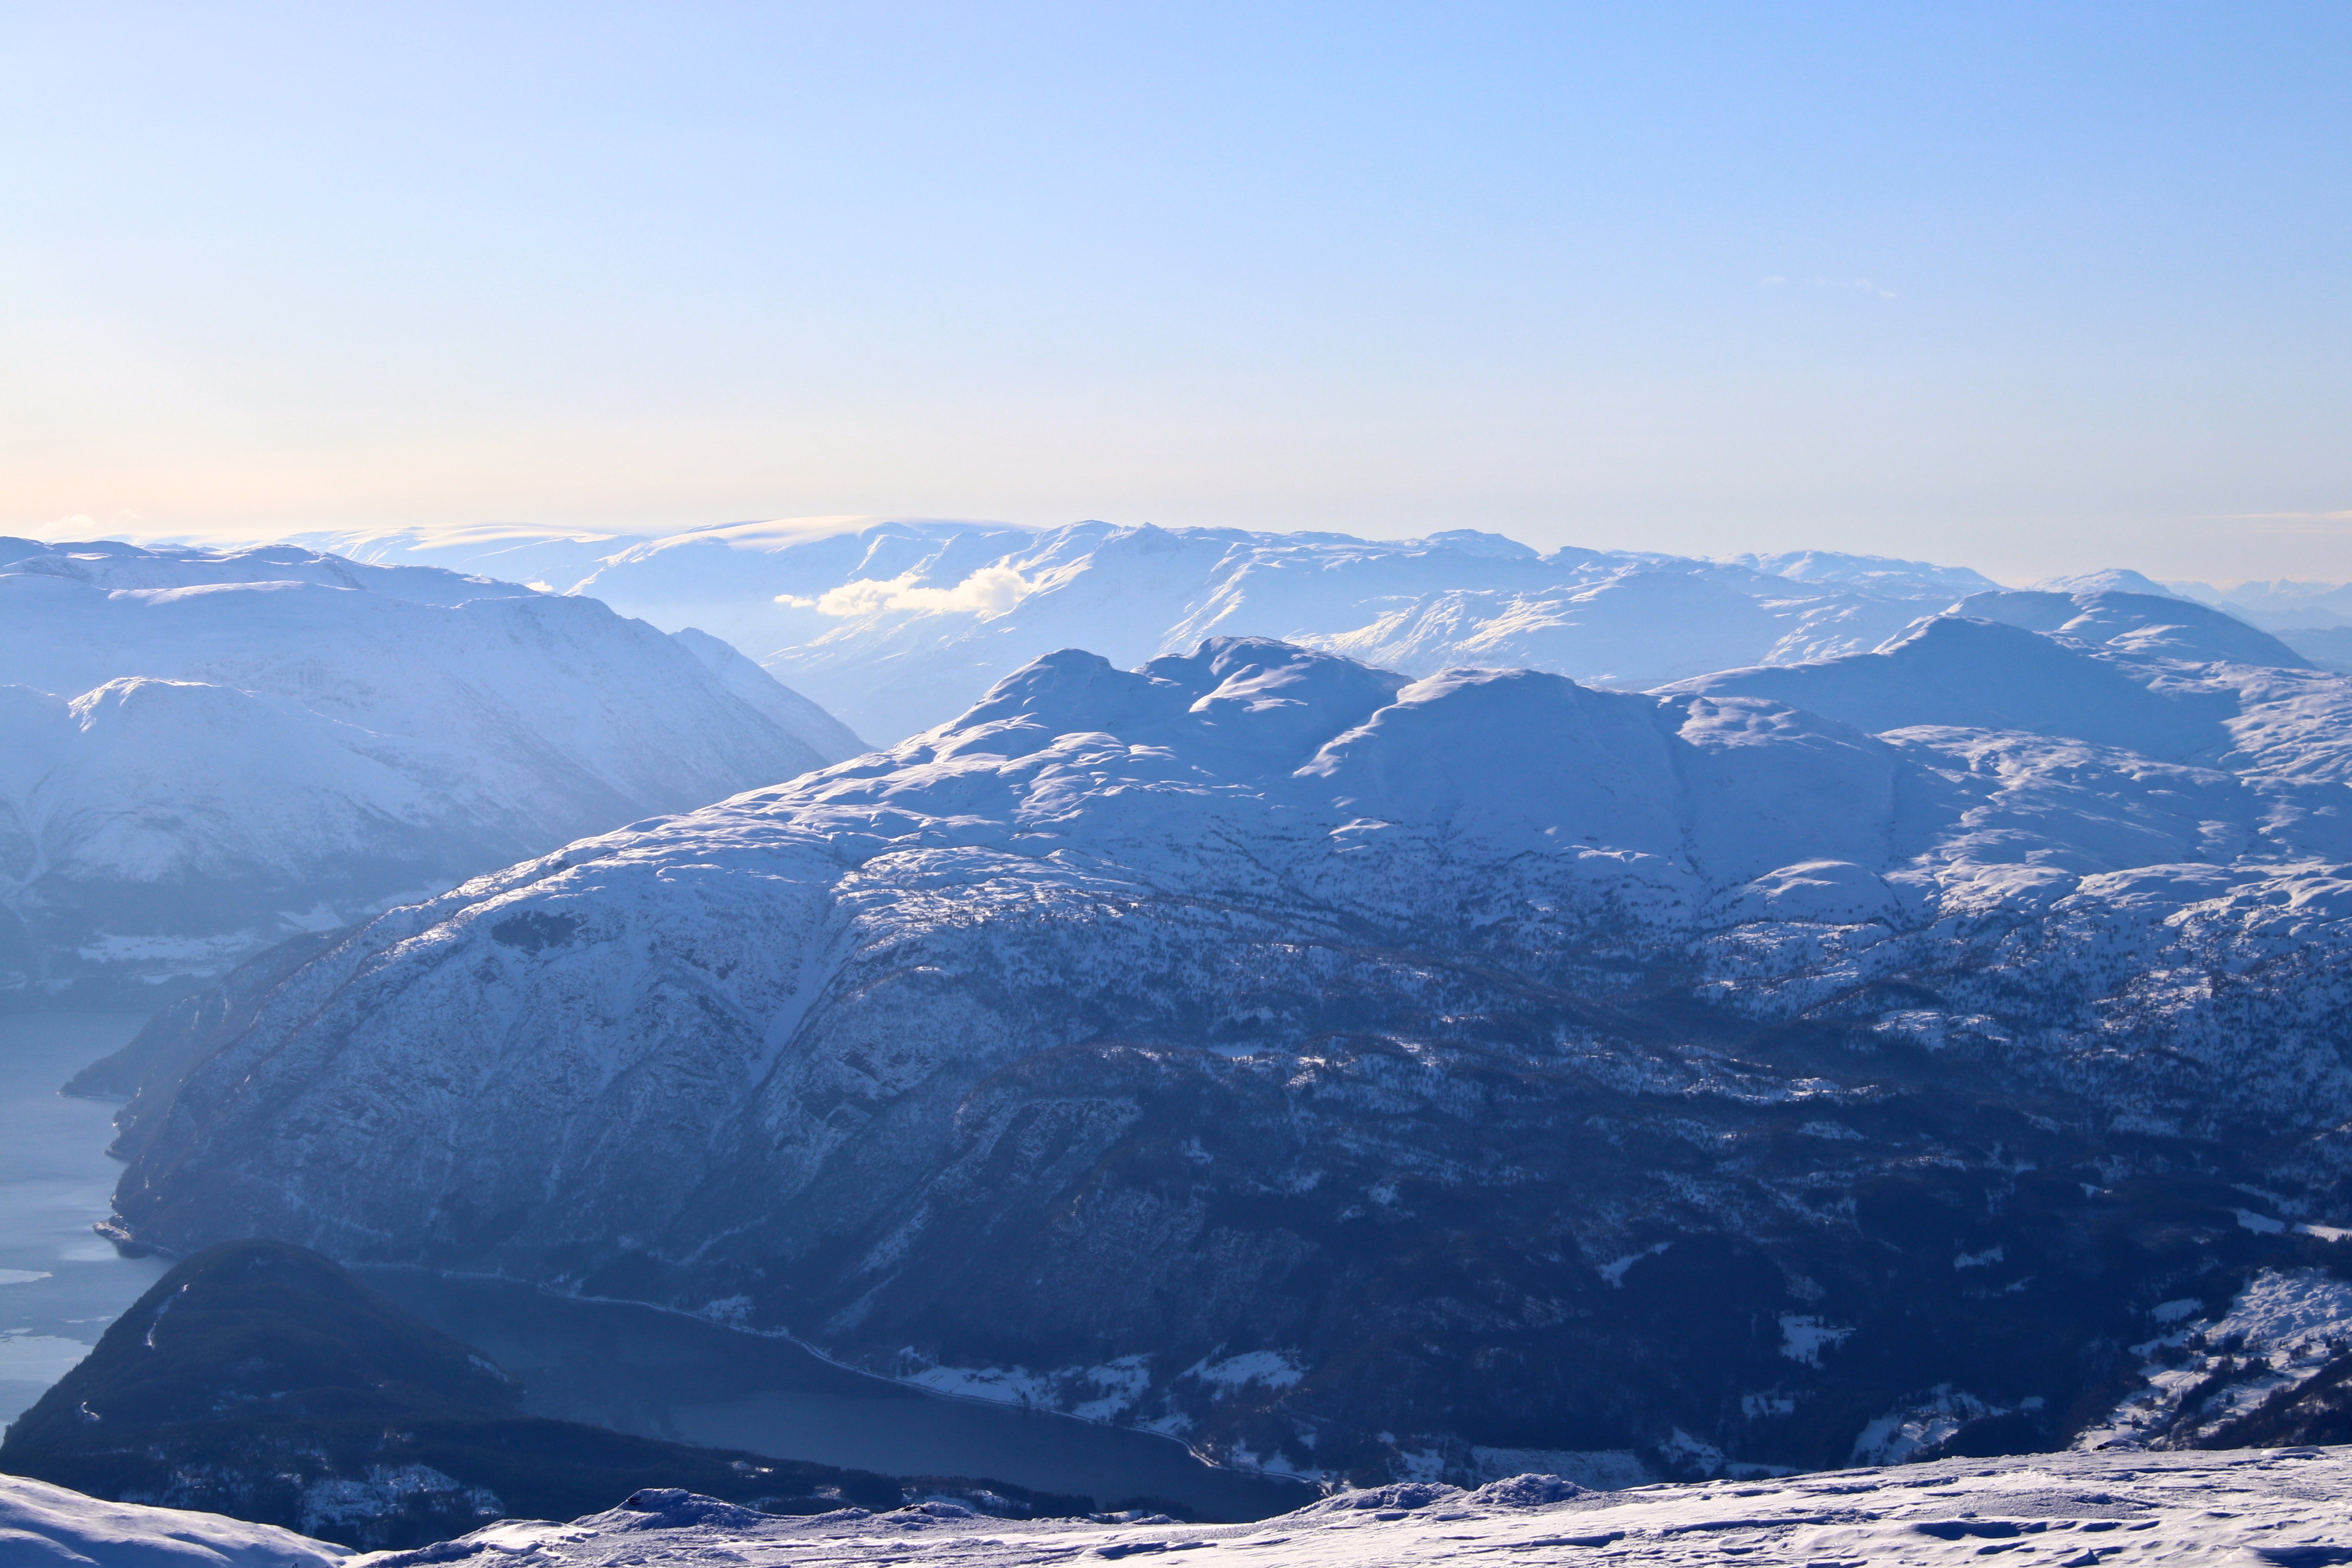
[0,1241,1095,1550]
[2,1240,521,1444]
[99,630,2352,1489]
[0,537,859,998]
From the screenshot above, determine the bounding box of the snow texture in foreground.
[0,1472,344,1568]
[349,1448,2352,1568]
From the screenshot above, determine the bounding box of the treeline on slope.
[0,1240,1138,1550]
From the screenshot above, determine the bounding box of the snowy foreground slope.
[20,1448,2352,1568]
[354,1449,2352,1568]
[0,538,857,993]
[0,1473,341,1568]
[298,517,2034,744]
[113,622,2352,1485]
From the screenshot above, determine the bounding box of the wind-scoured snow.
[337,1450,2352,1568]
[0,537,858,991]
[0,1473,345,1568]
[27,1448,2352,1568]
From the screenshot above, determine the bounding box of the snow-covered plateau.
[0,537,859,994]
[107,601,2352,1484]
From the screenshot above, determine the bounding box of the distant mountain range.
[276,516,2352,740]
[103,602,2352,1488]
[275,519,2025,743]
[0,537,860,996]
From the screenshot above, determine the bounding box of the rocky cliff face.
[110,632,2352,1485]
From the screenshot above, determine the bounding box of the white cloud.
[777,565,1036,618]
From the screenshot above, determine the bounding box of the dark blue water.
[0,1013,171,1430]
[0,1011,1313,1520]
[367,1270,1316,1520]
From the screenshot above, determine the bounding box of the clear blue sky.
[4,2,2347,582]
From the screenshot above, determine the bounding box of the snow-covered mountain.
[291,518,2014,744]
[1659,595,2337,762]
[0,538,859,995]
[1953,585,2312,668]
[2174,576,2352,632]
[109,610,2352,1486]
[2162,577,2352,672]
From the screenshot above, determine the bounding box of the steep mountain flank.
[105,637,2352,1486]
[0,538,855,994]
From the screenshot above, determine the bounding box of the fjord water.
[0,1013,168,1428]
[0,1011,1311,1519]
[367,1271,1315,1519]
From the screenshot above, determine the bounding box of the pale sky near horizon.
[4,3,2347,584]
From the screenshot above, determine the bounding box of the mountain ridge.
[101,629,2352,1487]
[277,521,2028,743]
[0,537,859,995]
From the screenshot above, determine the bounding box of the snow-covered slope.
[0,1473,344,1568]
[351,1448,2352,1568]
[668,628,866,762]
[0,539,855,993]
[1952,586,2310,668]
[111,631,2352,1485]
[2174,576,2352,631]
[300,519,2007,744]
[2160,580,2352,671]
[1662,598,2352,807]
[1659,616,2243,763]
[21,1445,2352,1568]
